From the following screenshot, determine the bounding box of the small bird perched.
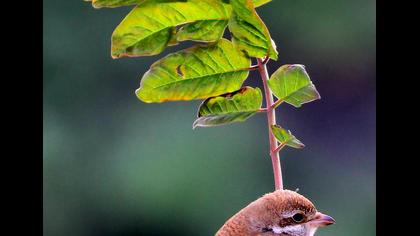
[215,190,335,236]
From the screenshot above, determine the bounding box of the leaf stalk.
[248,56,270,71]
[271,99,283,110]
[272,143,286,155]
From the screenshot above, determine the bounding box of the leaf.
[156,0,271,43]
[111,0,232,58]
[228,0,278,59]
[176,20,229,43]
[271,125,305,149]
[89,0,271,9]
[90,0,145,8]
[92,0,272,56]
[253,0,272,7]
[193,86,262,128]
[267,64,320,108]
[136,39,251,103]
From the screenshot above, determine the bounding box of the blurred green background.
[43,0,376,235]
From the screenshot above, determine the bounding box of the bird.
[215,190,335,236]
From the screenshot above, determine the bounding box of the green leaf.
[90,0,144,8]
[176,20,229,43]
[193,87,262,128]
[89,0,271,9]
[111,0,232,58]
[267,64,320,108]
[136,39,251,103]
[175,0,274,43]
[93,0,272,56]
[253,0,272,7]
[271,125,305,149]
[228,0,278,59]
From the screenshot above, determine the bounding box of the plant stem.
[257,58,283,191]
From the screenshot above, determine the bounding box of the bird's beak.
[308,212,335,228]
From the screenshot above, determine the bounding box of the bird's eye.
[292,213,305,223]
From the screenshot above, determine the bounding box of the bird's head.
[242,190,335,236]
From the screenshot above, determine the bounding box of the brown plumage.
[215,190,335,236]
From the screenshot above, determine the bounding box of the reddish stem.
[257,58,283,191]
[248,56,270,71]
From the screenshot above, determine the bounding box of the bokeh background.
[43,0,376,235]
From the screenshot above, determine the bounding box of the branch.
[257,58,283,191]
[271,143,286,155]
[261,55,270,64]
[247,56,270,71]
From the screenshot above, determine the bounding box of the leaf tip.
[134,88,152,103]
[111,51,120,59]
[192,120,201,130]
[314,89,322,100]
[90,0,102,9]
